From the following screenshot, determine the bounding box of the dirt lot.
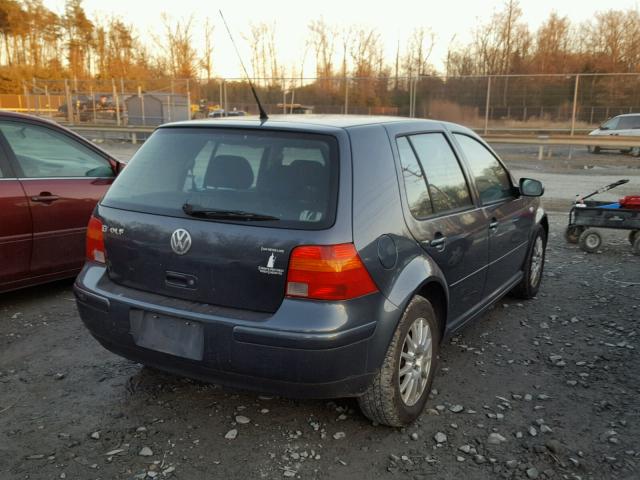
[1,142,639,480]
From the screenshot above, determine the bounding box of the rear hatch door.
[99,125,346,313]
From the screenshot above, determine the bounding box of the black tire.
[631,147,640,158]
[358,296,440,427]
[565,225,584,244]
[511,225,546,299]
[629,230,639,245]
[578,228,602,253]
[633,236,640,256]
[588,146,601,154]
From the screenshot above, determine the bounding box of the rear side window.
[102,128,339,230]
[409,133,473,214]
[0,121,113,178]
[618,116,640,129]
[397,136,433,218]
[454,134,513,204]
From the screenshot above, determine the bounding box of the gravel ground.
[1,140,639,480]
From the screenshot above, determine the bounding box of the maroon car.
[0,112,123,293]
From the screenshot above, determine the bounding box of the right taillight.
[286,243,378,301]
[86,215,106,264]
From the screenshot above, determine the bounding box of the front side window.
[103,128,339,230]
[409,133,473,214]
[397,136,433,218]
[0,121,113,178]
[602,117,619,130]
[454,134,513,204]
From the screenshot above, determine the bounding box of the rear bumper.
[74,264,401,398]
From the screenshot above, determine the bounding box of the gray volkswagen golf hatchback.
[75,115,547,426]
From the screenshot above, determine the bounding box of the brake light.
[86,215,106,264]
[286,243,378,301]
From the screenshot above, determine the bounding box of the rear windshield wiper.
[182,203,279,221]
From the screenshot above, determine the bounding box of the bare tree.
[402,27,435,78]
[156,14,198,78]
[200,17,214,82]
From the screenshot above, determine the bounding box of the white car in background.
[588,113,640,157]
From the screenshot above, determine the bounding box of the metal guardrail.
[64,123,640,151]
[484,134,640,148]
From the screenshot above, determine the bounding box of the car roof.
[613,113,640,118]
[0,110,65,125]
[163,114,449,129]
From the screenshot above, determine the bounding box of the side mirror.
[520,178,544,197]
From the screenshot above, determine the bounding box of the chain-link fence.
[6,73,640,131]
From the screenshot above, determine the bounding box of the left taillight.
[86,215,106,264]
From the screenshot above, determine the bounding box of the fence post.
[138,85,145,126]
[283,78,287,114]
[223,79,227,116]
[23,82,30,115]
[218,80,223,111]
[186,79,191,120]
[64,79,73,124]
[344,77,349,115]
[571,73,580,136]
[484,76,492,135]
[570,74,580,135]
[45,85,51,118]
[120,78,127,124]
[411,74,420,118]
[112,78,120,126]
[90,85,96,124]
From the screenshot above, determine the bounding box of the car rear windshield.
[102,128,340,230]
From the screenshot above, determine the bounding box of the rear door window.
[396,136,433,218]
[408,133,473,214]
[102,128,339,230]
[618,116,640,129]
[454,134,513,204]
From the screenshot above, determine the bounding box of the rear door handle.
[489,217,499,230]
[31,193,60,203]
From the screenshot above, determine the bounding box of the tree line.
[0,0,639,115]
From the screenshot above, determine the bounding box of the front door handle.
[429,234,447,251]
[489,219,499,230]
[31,193,60,203]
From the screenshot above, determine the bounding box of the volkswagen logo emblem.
[170,228,192,255]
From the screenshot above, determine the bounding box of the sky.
[43,0,640,78]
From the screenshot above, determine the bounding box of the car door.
[0,120,116,277]
[0,141,32,290]
[395,132,488,326]
[452,133,533,298]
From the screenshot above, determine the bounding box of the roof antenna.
[219,10,269,122]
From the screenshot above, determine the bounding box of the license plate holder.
[130,310,204,361]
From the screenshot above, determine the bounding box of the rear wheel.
[358,296,439,427]
[631,147,640,158]
[565,225,584,244]
[588,146,601,154]
[629,230,639,245]
[511,225,546,299]
[578,228,602,253]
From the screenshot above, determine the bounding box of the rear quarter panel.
[348,123,449,369]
